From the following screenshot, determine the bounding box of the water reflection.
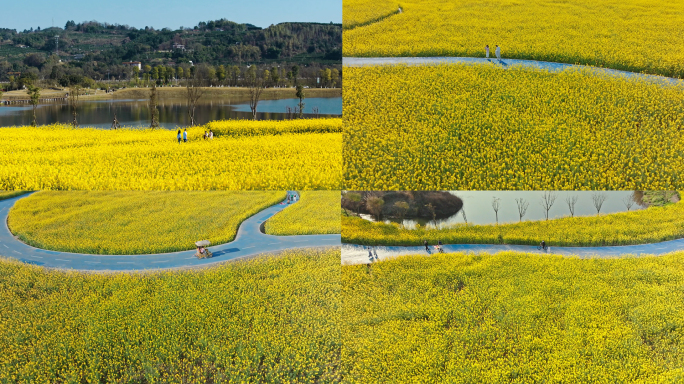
[363,191,644,229]
[0,97,342,129]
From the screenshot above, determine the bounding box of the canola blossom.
[0,249,341,383]
[342,200,684,246]
[8,191,286,254]
[206,118,341,136]
[0,119,342,190]
[265,191,341,236]
[343,0,684,78]
[343,0,400,30]
[344,64,684,190]
[342,251,684,383]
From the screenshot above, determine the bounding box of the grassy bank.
[0,249,341,383]
[8,191,286,255]
[1,87,341,101]
[265,191,341,236]
[342,200,684,247]
[342,251,684,383]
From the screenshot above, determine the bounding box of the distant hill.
[0,19,341,82]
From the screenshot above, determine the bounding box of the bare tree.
[295,85,305,119]
[68,85,81,127]
[565,194,578,217]
[246,66,265,120]
[461,208,467,224]
[539,191,557,220]
[515,198,529,222]
[186,70,204,126]
[366,197,384,221]
[394,201,409,226]
[623,194,635,211]
[492,197,501,224]
[149,83,159,128]
[592,192,607,215]
[425,203,437,224]
[344,192,363,216]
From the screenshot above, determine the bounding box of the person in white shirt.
[485,45,490,58]
[495,45,501,60]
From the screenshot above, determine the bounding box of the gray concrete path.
[343,57,683,86]
[342,237,684,265]
[0,192,340,272]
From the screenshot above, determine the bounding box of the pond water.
[362,191,644,229]
[0,97,342,129]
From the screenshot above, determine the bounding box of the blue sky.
[0,0,341,31]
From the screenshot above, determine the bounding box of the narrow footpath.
[0,192,341,272]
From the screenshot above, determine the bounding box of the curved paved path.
[342,238,684,265]
[343,57,683,86]
[0,192,340,272]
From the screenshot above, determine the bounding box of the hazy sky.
[0,0,341,31]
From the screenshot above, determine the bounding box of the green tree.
[27,85,41,127]
[291,65,299,85]
[177,67,184,80]
[216,65,226,83]
[152,66,160,82]
[270,67,280,87]
[262,69,270,86]
[132,67,140,82]
[331,68,340,88]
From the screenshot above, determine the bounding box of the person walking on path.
[495,45,501,60]
[177,129,181,144]
[485,45,490,59]
[424,240,429,252]
[183,128,188,143]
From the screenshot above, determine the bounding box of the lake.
[361,191,645,229]
[0,97,342,129]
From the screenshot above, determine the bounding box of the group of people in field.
[485,45,502,60]
[176,128,213,143]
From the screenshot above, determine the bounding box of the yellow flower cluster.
[8,191,286,254]
[342,251,684,383]
[342,0,400,30]
[0,121,342,190]
[342,200,684,246]
[0,249,341,383]
[343,0,684,78]
[206,118,341,136]
[343,64,684,190]
[265,191,342,236]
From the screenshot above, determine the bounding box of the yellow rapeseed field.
[8,191,286,254]
[343,0,684,78]
[342,199,684,246]
[343,0,400,30]
[0,249,341,383]
[206,118,341,136]
[265,191,341,236]
[342,251,684,383]
[0,119,342,190]
[344,64,684,190]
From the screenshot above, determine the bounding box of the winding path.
[342,237,684,265]
[0,193,340,272]
[343,57,683,85]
